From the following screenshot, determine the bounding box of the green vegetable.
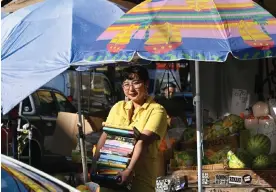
[252,155,271,169]
[227,150,252,169]
[208,146,231,164]
[174,150,196,167]
[222,114,244,133]
[247,134,271,157]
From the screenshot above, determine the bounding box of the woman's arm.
[127,130,159,171]
[117,130,159,184]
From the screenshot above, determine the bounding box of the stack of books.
[92,125,140,190]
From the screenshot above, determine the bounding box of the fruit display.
[222,114,244,133]
[252,101,269,117]
[246,134,271,157]
[183,114,245,142]
[183,128,196,142]
[207,146,230,164]
[226,133,274,169]
[227,150,253,169]
[174,150,196,167]
[252,155,271,169]
[244,115,259,130]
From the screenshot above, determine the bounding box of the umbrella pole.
[77,71,88,183]
[195,60,203,192]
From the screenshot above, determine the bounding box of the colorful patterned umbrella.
[83,0,276,63]
[82,1,276,191]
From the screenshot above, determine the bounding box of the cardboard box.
[49,112,95,156]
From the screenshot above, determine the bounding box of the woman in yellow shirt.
[91,66,168,192]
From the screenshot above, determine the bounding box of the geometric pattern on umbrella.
[85,0,276,64]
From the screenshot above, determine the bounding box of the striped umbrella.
[81,1,276,191]
[83,0,276,63]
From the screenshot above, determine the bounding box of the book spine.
[98,167,124,172]
[98,158,127,166]
[105,140,134,149]
[103,127,134,137]
[98,171,119,175]
[97,162,127,169]
[100,149,130,157]
[100,154,130,163]
[103,144,133,153]
[102,146,132,154]
[107,135,136,144]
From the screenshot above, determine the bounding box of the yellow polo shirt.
[102,96,167,192]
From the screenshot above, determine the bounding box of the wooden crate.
[183,187,276,192]
[179,135,239,152]
[169,161,226,172]
[171,169,276,188]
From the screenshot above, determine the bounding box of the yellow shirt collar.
[124,96,154,110]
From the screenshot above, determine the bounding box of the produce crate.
[182,187,276,192]
[179,135,239,152]
[171,169,276,188]
[169,160,226,173]
[176,135,239,166]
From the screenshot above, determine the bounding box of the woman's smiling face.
[122,73,148,103]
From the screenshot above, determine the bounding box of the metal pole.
[77,71,88,183]
[29,127,32,165]
[14,102,23,160]
[194,61,203,192]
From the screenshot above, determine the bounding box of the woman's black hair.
[122,65,149,82]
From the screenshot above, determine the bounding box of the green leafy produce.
[183,128,196,142]
[174,150,196,167]
[203,125,214,140]
[210,120,230,138]
[208,146,231,164]
[222,114,244,133]
[202,156,211,165]
[227,150,252,169]
[252,155,271,169]
[247,134,271,157]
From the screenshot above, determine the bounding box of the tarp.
[1,0,125,115]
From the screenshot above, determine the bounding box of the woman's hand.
[117,168,133,185]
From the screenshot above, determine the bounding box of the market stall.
[160,94,276,192]
[79,0,276,191]
[2,0,276,191]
